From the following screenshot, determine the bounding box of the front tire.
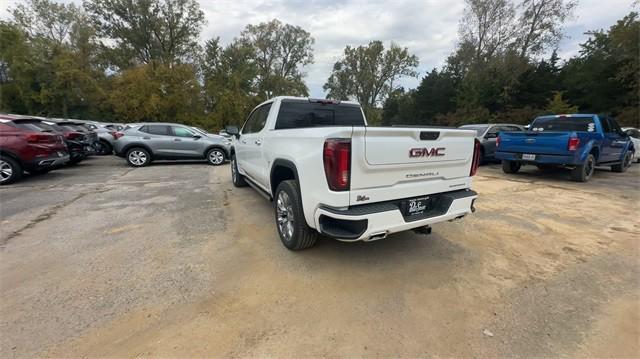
[206,148,226,166]
[274,180,317,250]
[0,157,22,185]
[126,147,150,167]
[611,151,632,173]
[570,154,595,182]
[502,160,521,174]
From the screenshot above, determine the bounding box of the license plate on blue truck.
[522,154,536,160]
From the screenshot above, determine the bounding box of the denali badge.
[409,147,445,157]
[356,195,370,202]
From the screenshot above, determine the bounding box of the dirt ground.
[1,156,639,358]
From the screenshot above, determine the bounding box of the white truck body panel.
[233,97,478,241]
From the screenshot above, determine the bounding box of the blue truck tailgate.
[499,131,573,156]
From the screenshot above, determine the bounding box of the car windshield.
[192,127,208,135]
[530,116,595,132]
[459,125,489,136]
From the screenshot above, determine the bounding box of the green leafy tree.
[203,39,260,128]
[516,0,578,59]
[324,40,418,122]
[84,0,205,67]
[545,91,577,114]
[238,19,314,99]
[108,63,203,123]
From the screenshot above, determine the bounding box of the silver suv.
[113,123,231,167]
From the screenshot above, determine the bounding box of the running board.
[244,176,273,201]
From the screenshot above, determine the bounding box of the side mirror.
[225,125,240,138]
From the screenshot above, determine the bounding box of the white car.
[622,127,640,163]
[228,97,480,250]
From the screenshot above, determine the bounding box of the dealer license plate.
[403,196,430,217]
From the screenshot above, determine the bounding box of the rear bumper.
[24,152,70,170]
[313,189,477,241]
[495,151,579,165]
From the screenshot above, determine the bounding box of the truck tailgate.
[349,127,476,205]
[499,131,571,155]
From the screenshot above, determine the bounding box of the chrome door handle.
[142,137,151,140]
[255,139,262,145]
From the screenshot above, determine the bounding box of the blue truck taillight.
[568,137,580,151]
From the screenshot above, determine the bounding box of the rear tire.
[126,147,150,167]
[570,154,595,182]
[274,180,317,250]
[502,160,521,174]
[0,156,22,185]
[231,155,248,187]
[611,151,632,173]
[97,140,113,155]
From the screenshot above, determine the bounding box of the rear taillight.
[323,138,351,191]
[568,137,580,151]
[24,133,53,143]
[65,132,82,140]
[111,131,124,140]
[496,136,501,148]
[470,139,481,176]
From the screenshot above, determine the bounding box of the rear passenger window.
[141,125,170,135]
[275,100,365,130]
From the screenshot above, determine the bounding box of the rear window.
[275,100,365,130]
[11,121,46,132]
[530,116,596,132]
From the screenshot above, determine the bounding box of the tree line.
[0,0,637,130]
[381,0,639,127]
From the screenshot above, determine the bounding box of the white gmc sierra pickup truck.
[228,97,480,250]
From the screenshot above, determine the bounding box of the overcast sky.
[2,0,636,97]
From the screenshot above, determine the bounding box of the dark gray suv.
[459,123,525,162]
[113,123,231,167]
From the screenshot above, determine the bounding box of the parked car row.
[0,114,124,185]
[459,114,636,182]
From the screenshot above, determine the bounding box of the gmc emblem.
[409,147,445,157]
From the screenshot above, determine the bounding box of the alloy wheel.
[0,160,13,183]
[128,151,147,166]
[276,191,295,241]
[209,150,224,165]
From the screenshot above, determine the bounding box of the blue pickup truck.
[495,114,635,182]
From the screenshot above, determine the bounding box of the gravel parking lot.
[1,156,638,358]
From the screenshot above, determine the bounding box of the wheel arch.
[0,149,23,166]
[121,143,154,158]
[203,145,229,158]
[270,159,300,198]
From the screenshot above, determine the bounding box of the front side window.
[141,125,171,136]
[242,103,272,134]
[172,126,195,137]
